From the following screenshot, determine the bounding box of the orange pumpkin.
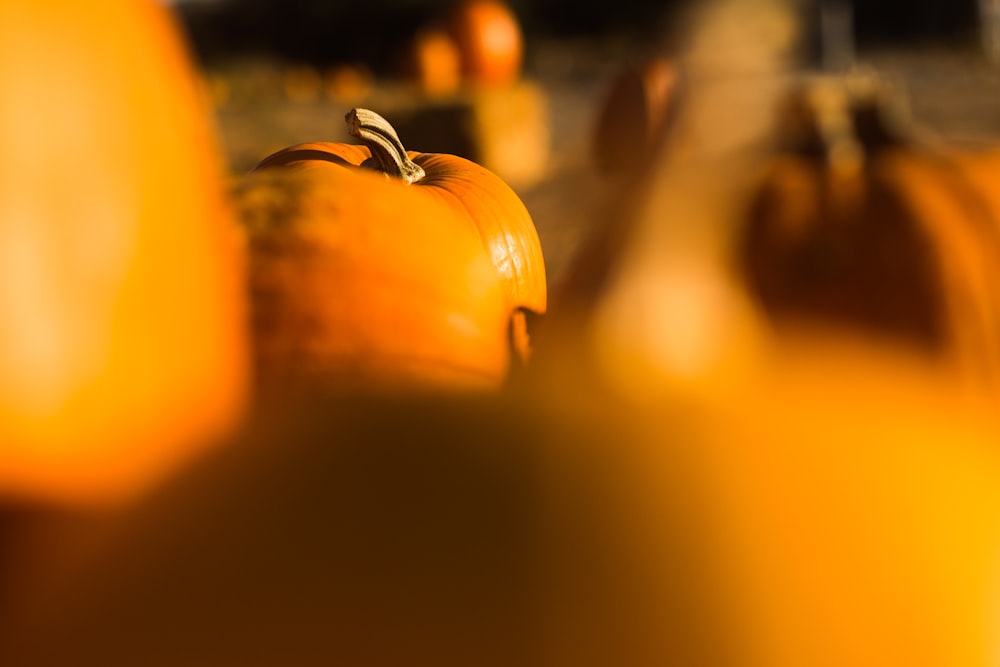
[243,108,546,392]
[739,74,1000,387]
[530,6,1000,662]
[446,0,524,87]
[325,63,374,105]
[10,5,1000,666]
[0,0,248,507]
[592,55,680,180]
[402,26,463,98]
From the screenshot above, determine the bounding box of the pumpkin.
[325,63,374,105]
[739,73,1000,388]
[532,4,1000,663]
[552,56,680,312]
[592,55,680,180]
[402,26,463,98]
[8,8,1000,663]
[9,282,1000,667]
[446,0,524,87]
[242,108,546,392]
[0,0,248,507]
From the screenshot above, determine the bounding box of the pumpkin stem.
[345,108,426,184]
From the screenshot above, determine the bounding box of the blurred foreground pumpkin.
[0,0,248,507]
[241,108,546,392]
[0,387,723,667]
[740,73,1000,388]
[689,334,1000,667]
[5,314,1000,667]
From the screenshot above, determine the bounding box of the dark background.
[175,0,987,71]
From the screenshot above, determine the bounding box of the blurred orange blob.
[592,56,679,179]
[688,334,1000,667]
[0,0,249,507]
[447,0,524,87]
[325,63,374,104]
[405,27,463,97]
[281,63,322,103]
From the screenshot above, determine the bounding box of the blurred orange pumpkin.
[243,108,546,392]
[0,0,248,507]
[446,0,524,87]
[740,74,1000,388]
[592,55,680,180]
[528,7,1000,662]
[402,26,463,98]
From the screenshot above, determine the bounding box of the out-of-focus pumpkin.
[592,55,680,180]
[402,26,463,98]
[553,56,681,312]
[7,5,1000,666]
[325,63,374,104]
[242,108,546,392]
[533,3,1000,663]
[739,73,1000,388]
[0,0,248,507]
[0,385,725,667]
[9,331,1000,667]
[446,0,524,87]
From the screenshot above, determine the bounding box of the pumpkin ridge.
[428,180,522,303]
[915,151,1000,259]
[884,150,1000,380]
[412,153,546,314]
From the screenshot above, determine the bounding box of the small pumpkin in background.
[388,0,547,189]
[740,73,1000,388]
[549,54,681,311]
[446,0,524,88]
[325,63,374,105]
[592,55,680,180]
[241,108,546,393]
[401,26,463,98]
[0,0,248,508]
